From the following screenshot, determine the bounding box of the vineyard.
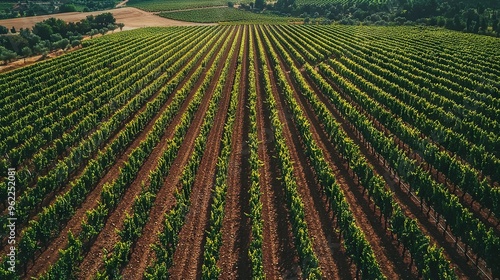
[159,7,301,23]
[0,24,499,279]
[127,0,248,12]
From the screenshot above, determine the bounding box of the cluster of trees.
[264,0,500,35]
[0,0,116,19]
[0,13,124,64]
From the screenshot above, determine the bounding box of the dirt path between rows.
[168,26,240,279]
[252,27,301,279]
[217,25,252,280]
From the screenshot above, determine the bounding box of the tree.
[99,27,108,35]
[117,23,125,31]
[21,46,32,63]
[0,46,17,64]
[71,40,80,47]
[227,1,234,8]
[107,24,116,33]
[87,29,98,38]
[33,22,53,40]
[255,0,264,9]
[59,4,77,13]
[33,42,49,58]
[0,25,8,34]
[55,38,70,50]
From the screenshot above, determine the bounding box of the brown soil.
[217,25,252,280]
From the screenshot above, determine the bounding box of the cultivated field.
[0,7,213,31]
[159,7,301,23]
[0,25,499,279]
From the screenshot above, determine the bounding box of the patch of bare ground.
[309,65,485,279]
[120,27,235,279]
[168,26,241,279]
[218,25,252,280]
[253,28,301,280]
[259,28,356,280]
[23,28,218,279]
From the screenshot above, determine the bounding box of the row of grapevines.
[311,59,500,277]
[94,27,233,280]
[322,60,500,217]
[254,25,322,279]
[36,26,234,280]
[201,26,243,279]
[144,25,237,279]
[264,24,455,279]
[0,27,224,277]
[262,25,388,279]
[246,26,265,279]
[0,27,215,233]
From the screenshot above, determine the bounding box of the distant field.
[127,0,246,12]
[294,0,388,5]
[160,7,302,23]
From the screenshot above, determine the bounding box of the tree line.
[0,12,124,64]
[258,0,500,36]
[0,0,116,20]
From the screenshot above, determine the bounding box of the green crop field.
[0,13,499,280]
[127,0,249,12]
[160,7,302,23]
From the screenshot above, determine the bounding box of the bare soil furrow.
[218,25,252,280]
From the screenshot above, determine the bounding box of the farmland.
[159,7,301,23]
[127,0,247,12]
[0,24,499,279]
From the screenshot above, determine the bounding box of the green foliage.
[159,7,300,23]
[127,0,241,12]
